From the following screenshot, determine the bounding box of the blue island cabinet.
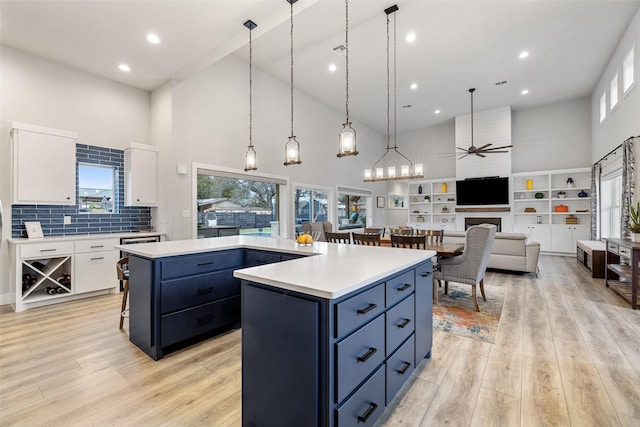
[128,249,245,360]
[241,259,432,427]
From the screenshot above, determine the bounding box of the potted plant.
[629,201,640,242]
[89,203,105,214]
[557,191,566,199]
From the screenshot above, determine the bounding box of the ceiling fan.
[454,88,513,159]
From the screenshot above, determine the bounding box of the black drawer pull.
[90,257,104,261]
[356,303,377,315]
[198,314,214,326]
[40,249,57,252]
[420,273,430,277]
[356,347,377,363]
[197,261,216,267]
[197,287,214,295]
[397,283,411,291]
[397,361,411,375]
[397,318,411,329]
[90,245,104,248]
[357,402,378,423]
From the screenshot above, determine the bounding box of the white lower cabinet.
[550,225,590,253]
[513,224,551,252]
[11,236,120,312]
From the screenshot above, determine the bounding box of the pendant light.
[337,0,358,158]
[284,0,302,166]
[364,5,422,182]
[244,20,258,171]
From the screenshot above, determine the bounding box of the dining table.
[379,236,464,304]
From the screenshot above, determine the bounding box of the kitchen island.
[117,236,434,427]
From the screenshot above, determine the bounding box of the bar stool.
[117,257,129,329]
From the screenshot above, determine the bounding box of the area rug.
[432,282,506,343]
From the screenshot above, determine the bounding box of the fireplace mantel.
[455,207,511,212]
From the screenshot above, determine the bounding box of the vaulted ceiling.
[2,0,638,133]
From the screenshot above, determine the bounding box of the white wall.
[0,45,150,303]
[591,6,640,162]
[512,96,592,172]
[170,54,386,240]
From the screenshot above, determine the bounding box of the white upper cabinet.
[11,122,77,205]
[124,142,158,207]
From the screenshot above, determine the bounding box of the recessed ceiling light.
[519,51,529,59]
[521,89,529,95]
[329,64,337,72]
[146,33,161,44]
[118,63,131,72]
[434,109,441,114]
[406,32,416,43]
[410,83,418,90]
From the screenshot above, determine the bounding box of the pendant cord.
[249,27,253,148]
[386,14,390,151]
[393,12,397,150]
[345,0,349,123]
[290,0,294,137]
[471,89,474,147]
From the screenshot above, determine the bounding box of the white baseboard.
[0,292,15,307]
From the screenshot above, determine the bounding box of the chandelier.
[364,4,422,182]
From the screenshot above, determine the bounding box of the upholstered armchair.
[433,224,497,311]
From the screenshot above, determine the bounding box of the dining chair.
[116,256,130,329]
[433,224,496,311]
[301,221,332,242]
[389,227,413,236]
[352,232,381,246]
[326,231,351,244]
[416,229,444,244]
[390,234,427,249]
[364,227,385,237]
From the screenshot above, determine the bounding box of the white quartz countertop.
[114,236,434,299]
[10,231,164,245]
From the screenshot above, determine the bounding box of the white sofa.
[443,230,541,274]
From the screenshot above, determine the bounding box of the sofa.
[443,230,541,275]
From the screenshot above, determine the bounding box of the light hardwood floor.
[1,255,639,426]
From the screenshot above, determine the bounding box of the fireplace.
[465,217,501,231]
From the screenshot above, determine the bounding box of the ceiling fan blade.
[482,145,513,151]
[476,143,492,151]
[480,150,509,153]
[476,152,487,158]
[458,153,471,160]
[456,147,470,152]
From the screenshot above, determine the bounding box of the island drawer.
[160,249,243,280]
[160,295,240,347]
[160,269,239,314]
[244,250,282,267]
[335,283,384,338]
[385,335,415,405]
[607,241,619,254]
[335,365,385,427]
[385,270,414,308]
[21,241,74,258]
[385,294,415,355]
[335,314,385,403]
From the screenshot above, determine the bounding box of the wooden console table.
[576,240,606,278]
[604,238,638,309]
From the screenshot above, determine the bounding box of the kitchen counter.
[9,231,164,244]
[116,235,434,299]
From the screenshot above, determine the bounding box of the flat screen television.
[456,177,509,206]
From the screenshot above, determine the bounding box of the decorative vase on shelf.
[526,179,533,190]
[441,182,447,193]
[566,177,574,188]
[418,185,423,194]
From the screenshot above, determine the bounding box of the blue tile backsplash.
[12,144,151,238]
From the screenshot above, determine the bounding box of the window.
[601,171,622,239]
[294,187,330,236]
[623,45,635,95]
[599,92,607,123]
[196,171,282,237]
[78,163,116,213]
[609,73,619,110]
[336,186,372,231]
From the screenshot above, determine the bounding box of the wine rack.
[20,256,72,302]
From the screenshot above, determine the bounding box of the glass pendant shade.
[284,136,301,165]
[364,169,372,180]
[401,165,409,177]
[375,168,384,179]
[415,164,423,176]
[338,123,358,157]
[388,166,396,178]
[245,146,257,171]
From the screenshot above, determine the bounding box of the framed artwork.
[24,221,44,239]
[376,196,385,208]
